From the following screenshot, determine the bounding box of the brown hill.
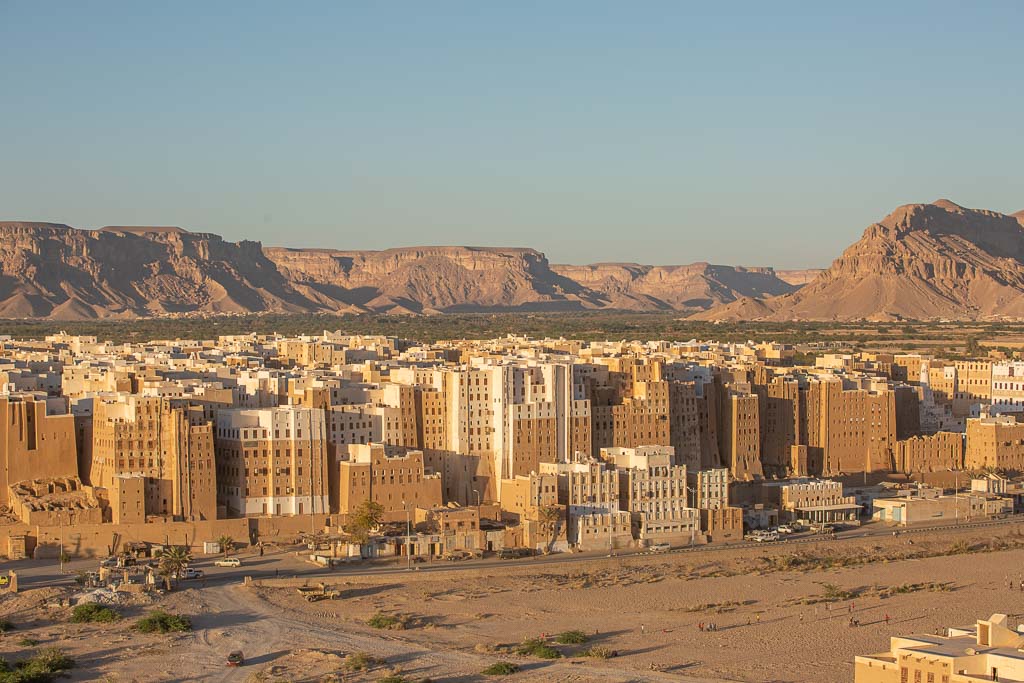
[0,222,323,319]
[550,262,797,310]
[0,223,797,319]
[693,200,1024,322]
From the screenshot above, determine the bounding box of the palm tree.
[158,545,193,591]
[537,506,562,555]
[217,535,235,556]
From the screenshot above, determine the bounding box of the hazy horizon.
[2,2,1022,269]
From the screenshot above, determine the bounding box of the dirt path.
[183,584,729,682]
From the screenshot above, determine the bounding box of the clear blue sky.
[1,2,1021,268]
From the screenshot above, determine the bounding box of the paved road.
[12,515,1022,590]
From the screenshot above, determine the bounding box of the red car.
[226,651,244,667]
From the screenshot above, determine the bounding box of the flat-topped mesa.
[0,221,75,234]
[98,225,190,235]
[0,222,804,319]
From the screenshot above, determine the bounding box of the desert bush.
[344,652,382,672]
[947,540,972,555]
[71,603,120,624]
[554,630,588,645]
[135,610,192,634]
[0,620,14,633]
[367,612,407,630]
[515,638,561,659]
[482,661,520,675]
[0,647,74,683]
[581,645,614,659]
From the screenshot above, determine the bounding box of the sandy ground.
[4,523,1024,682]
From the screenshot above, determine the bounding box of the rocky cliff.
[693,200,1024,321]
[0,222,799,319]
[550,262,797,310]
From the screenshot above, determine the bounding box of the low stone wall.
[0,513,340,559]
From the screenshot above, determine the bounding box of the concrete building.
[540,456,632,551]
[215,406,329,517]
[966,416,1024,471]
[871,490,992,526]
[719,389,762,480]
[602,445,698,546]
[855,613,1024,683]
[893,432,965,474]
[775,479,861,524]
[803,376,896,476]
[88,396,217,520]
[335,443,442,523]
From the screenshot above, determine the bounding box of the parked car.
[498,547,532,560]
[649,542,671,553]
[181,568,204,579]
[226,651,244,667]
[214,557,242,567]
[777,524,795,534]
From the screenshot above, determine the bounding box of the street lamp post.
[472,489,481,507]
[686,486,699,546]
[59,513,65,575]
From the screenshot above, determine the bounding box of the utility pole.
[59,513,65,575]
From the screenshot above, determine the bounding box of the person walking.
[699,622,704,632]
[885,613,890,625]
[640,623,645,635]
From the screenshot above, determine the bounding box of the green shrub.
[0,647,74,683]
[135,610,192,634]
[0,620,14,633]
[366,612,406,630]
[554,630,588,645]
[581,645,613,659]
[376,677,407,683]
[482,661,519,675]
[344,652,381,672]
[515,638,561,659]
[70,603,120,624]
[16,639,37,648]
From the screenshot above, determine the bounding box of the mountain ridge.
[0,222,800,319]
[692,200,1024,322]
